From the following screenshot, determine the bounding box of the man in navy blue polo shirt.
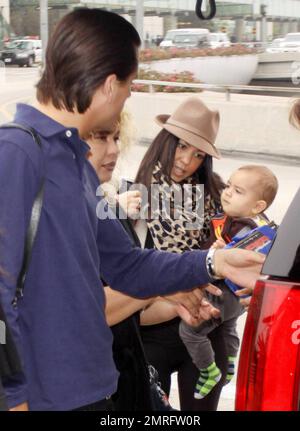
[0,9,264,411]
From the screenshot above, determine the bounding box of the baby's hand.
[117,190,142,218]
[211,239,226,249]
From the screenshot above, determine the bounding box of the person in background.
[129,97,231,411]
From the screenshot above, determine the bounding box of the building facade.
[2,0,300,43]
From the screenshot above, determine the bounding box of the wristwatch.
[206,248,222,280]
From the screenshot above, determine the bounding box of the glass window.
[285,34,300,42]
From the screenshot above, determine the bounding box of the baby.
[179,164,279,399]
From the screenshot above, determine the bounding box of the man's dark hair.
[36,8,141,113]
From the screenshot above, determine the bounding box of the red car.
[236,188,300,411]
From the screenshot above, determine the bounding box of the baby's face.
[221,170,262,218]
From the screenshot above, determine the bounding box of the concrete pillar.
[261,17,267,43]
[234,18,245,43]
[0,0,9,24]
[255,21,260,41]
[281,21,290,37]
[289,21,298,33]
[163,14,178,36]
[267,21,274,41]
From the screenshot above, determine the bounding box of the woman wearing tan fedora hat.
[84,97,263,411]
[132,97,228,411]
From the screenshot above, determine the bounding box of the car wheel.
[27,56,34,67]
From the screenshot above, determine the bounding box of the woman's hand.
[163,284,222,320]
[9,402,29,411]
[175,295,221,327]
[211,238,226,249]
[237,294,251,310]
[117,191,142,218]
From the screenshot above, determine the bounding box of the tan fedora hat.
[155,97,221,159]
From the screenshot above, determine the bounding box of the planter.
[142,54,258,85]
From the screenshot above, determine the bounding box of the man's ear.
[252,200,267,215]
[103,74,117,102]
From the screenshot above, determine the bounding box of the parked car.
[172,32,210,49]
[159,28,210,48]
[0,39,42,67]
[278,33,300,53]
[207,32,230,48]
[266,37,285,53]
[235,187,300,411]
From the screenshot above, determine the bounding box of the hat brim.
[155,114,170,127]
[155,114,221,159]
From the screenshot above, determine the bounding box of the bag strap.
[0,122,44,307]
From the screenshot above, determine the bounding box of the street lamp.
[260,3,267,43]
[260,4,267,17]
[136,0,144,49]
[40,0,48,64]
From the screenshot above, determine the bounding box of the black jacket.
[0,302,22,379]
[102,207,153,410]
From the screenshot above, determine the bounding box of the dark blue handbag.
[148,365,177,411]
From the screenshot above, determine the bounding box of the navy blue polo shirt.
[0,104,209,410]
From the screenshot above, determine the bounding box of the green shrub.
[139,45,256,63]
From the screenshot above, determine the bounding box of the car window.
[164,31,176,41]
[174,34,199,44]
[285,34,300,42]
[10,41,33,50]
[4,41,18,49]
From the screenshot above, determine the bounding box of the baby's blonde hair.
[118,110,136,155]
[102,110,137,200]
[289,99,300,130]
[237,165,278,210]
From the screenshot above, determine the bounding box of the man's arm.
[97,205,264,300]
[98,211,210,298]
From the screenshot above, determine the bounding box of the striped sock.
[194,362,222,399]
[225,356,236,385]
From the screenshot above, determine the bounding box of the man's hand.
[213,248,265,293]
[9,402,29,411]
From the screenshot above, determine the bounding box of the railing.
[133,79,300,101]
